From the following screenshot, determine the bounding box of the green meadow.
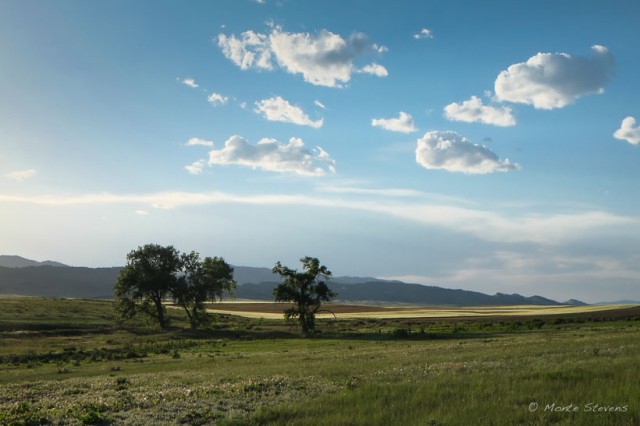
[0,297,638,425]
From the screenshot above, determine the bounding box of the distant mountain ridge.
[0,255,586,306]
[0,255,67,268]
[231,266,391,286]
[235,281,563,307]
[0,265,120,298]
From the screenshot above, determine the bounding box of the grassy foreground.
[0,297,638,425]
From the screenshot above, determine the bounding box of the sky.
[1,0,639,303]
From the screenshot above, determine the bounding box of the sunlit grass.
[0,297,638,425]
[207,301,636,319]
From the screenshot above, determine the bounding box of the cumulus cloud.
[218,26,387,87]
[415,131,519,174]
[207,135,335,176]
[371,112,417,133]
[208,92,229,106]
[181,78,199,88]
[254,96,323,128]
[359,63,388,77]
[444,96,516,126]
[5,169,36,182]
[613,116,640,145]
[185,137,214,147]
[414,28,433,40]
[494,45,615,109]
[185,160,206,175]
[217,30,273,70]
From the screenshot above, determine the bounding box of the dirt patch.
[205,302,404,314]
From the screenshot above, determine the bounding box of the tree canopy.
[173,252,236,328]
[272,257,336,336]
[114,244,236,329]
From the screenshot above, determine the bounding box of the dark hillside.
[0,266,120,298]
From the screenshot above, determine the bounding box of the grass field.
[1,297,638,425]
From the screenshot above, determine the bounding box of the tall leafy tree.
[272,257,336,336]
[114,244,182,328]
[173,252,236,329]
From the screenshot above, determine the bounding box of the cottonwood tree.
[172,252,236,329]
[114,244,235,329]
[272,257,336,336]
[114,244,182,329]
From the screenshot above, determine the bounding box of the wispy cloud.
[218,26,387,87]
[314,100,326,109]
[185,160,206,175]
[494,45,615,109]
[315,184,474,205]
[254,96,323,128]
[217,30,273,70]
[414,28,433,40]
[317,186,425,198]
[613,116,640,145]
[5,169,37,182]
[415,131,519,174]
[185,137,214,147]
[1,190,632,246]
[371,111,417,133]
[181,77,199,88]
[208,92,229,106]
[444,96,516,127]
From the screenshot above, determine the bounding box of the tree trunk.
[154,295,167,328]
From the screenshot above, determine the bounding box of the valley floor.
[0,297,638,425]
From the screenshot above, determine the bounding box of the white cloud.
[316,184,473,205]
[181,78,199,88]
[185,137,214,147]
[317,185,426,198]
[494,45,615,109]
[314,100,326,109]
[207,135,335,176]
[359,63,388,77]
[1,190,633,247]
[185,160,205,175]
[134,210,148,215]
[444,96,516,126]
[371,112,417,133]
[217,31,273,70]
[415,131,519,174]
[208,92,229,106]
[218,27,387,87]
[613,116,640,145]
[254,96,323,128]
[152,202,175,210]
[414,28,433,40]
[5,169,36,182]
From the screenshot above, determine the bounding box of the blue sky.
[1,0,639,302]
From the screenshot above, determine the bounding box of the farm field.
[205,301,637,319]
[0,297,638,425]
